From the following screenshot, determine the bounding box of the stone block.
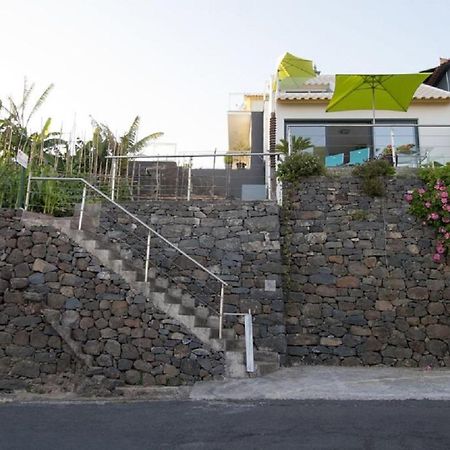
[30,330,48,348]
[407,287,428,300]
[121,343,139,360]
[428,303,445,316]
[350,326,371,336]
[320,337,342,347]
[83,340,103,355]
[375,301,393,311]
[336,276,360,288]
[32,259,57,273]
[427,324,450,339]
[287,334,319,345]
[125,370,141,385]
[10,360,39,378]
[61,274,83,287]
[111,301,128,317]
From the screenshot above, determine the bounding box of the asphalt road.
[0,400,449,450]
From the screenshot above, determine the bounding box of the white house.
[229,69,450,168]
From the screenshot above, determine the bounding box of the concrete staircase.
[22,211,280,378]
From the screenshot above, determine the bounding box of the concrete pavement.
[190,365,450,401]
[2,365,450,403]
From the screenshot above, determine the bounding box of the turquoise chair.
[349,147,370,165]
[325,153,344,167]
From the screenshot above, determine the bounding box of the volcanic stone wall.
[282,176,450,367]
[100,201,286,357]
[0,210,223,392]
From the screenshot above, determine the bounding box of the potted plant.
[397,143,415,154]
[380,145,398,166]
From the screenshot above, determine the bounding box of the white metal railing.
[25,174,258,372]
[104,152,284,203]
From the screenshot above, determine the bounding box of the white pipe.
[244,310,255,373]
[78,185,87,231]
[144,232,151,282]
[219,284,224,340]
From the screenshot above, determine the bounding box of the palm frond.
[26,83,54,127]
[128,132,163,154]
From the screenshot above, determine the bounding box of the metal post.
[78,185,87,231]
[187,157,192,201]
[244,310,255,373]
[219,284,224,339]
[111,159,116,201]
[24,171,32,211]
[144,231,151,282]
[390,128,397,167]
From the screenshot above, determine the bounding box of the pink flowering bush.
[406,176,450,263]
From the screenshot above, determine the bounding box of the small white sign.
[265,279,277,292]
[16,150,28,168]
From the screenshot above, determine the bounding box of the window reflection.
[286,122,419,166]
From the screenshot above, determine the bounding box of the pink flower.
[442,197,448,204]
[418,188,426,195]
[437,246,446,254]
[433,253,442,262]
[443,217,450,223]
[441,191,449,198]
[445,233,450,240]
[430,212,440,220]
[425,202,432,208]
[439,227,446,233]
[404,193,413,203]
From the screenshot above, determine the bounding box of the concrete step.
[254,350,280,364]
[120,270,138,283]
[23,210,258,378]
[78,239,97,253]
[254,361,279,377]
[225,351,247,378]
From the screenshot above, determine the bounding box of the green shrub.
[418,164,450,186]
[352,159,396,179]
[353,159,395,197]
[276,153,325,182]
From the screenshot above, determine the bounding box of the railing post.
[144,231,151,282]
[187,157,192,201]
[24,171,32,211]
[219,284,224,339]
[78,185,87,231]
[244,309,255,373]
[111,158,117,202]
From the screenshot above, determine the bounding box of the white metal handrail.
[25,175,230,339]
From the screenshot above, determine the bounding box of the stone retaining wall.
[0,210,223,393]
[281,176,450,367]
[99,201,286,357]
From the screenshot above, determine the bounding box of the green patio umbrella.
[276,52,316,91]
[326,73,430,123]
[326,73,430,164]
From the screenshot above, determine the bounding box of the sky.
[1,0,448,155]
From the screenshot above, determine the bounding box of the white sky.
[1,0,448,154]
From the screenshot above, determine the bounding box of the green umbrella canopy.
[326,73,430,120]
[277,52,316,91]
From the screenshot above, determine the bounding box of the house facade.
[270,74,450,166]
[228,66,450,177]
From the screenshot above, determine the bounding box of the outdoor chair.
[325,153,344,167]
[348,147,370,165]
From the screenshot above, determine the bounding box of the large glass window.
[286,121,419,166]
[373,124,418,166]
